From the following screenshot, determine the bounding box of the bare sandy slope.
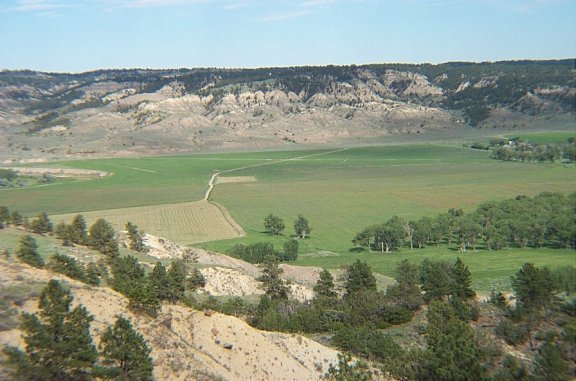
[144,234,319,302]
[0,258,341,381]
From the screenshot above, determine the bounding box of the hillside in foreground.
[0,228,344,381]
[1,60,574,161]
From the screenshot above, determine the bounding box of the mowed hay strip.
[214,176,257,184]
[51,201,244,245]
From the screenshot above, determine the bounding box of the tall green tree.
[418,301,485,381]
[258,256,289,300]
[264,214,285,235]
[70,214,88,245]
[294,214,311,239]
[89,219,119,258]
[282,239,299,261]
[100,316,154,381]
[512,262,556,312]
[48,253,87,282]
[386,259,423,311]
[16,235,44,268]
[419,259,452,302]
[29,212,53,235]
[373,216,406,253]
[125,221,146,253]
[3,280,98,381]
[111,255,146,296]
[345,260,377,296]
[450,257,476,300]
[147,262,171,301]
[10,210,24,226]
[166,259,188,303]
[313,268,337,299]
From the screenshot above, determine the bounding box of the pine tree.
[532,336,570,381]
[48,253,87,282]
[450,257,476,300]
[258,256,289,300]
[3,280,98,380]
[282,239,299,261]
[345,260,376,296]
[100,316,154,381]
[125,221,147,253]
[55,222,74,246]
[89,219,119,258]
[188,267,206,289]
[512,262,556,312]
[16,235,44,268]
[148,262,171,301]
[313,268,337,298]
[166,259,188,302]
[29,212,53,235]
[386,259,423,311]
[111,255,145,295]
[418,301,485,381]
[70,214,88,244]
[10,210,23,226]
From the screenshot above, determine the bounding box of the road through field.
[200,147,350,242]
[203,147,350,201]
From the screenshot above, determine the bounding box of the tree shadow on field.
[348,247,365,253]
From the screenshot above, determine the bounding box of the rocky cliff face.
[0,60,573,159]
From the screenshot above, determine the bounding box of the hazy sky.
[1,0,575,72]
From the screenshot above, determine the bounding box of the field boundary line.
[209,201,246,237]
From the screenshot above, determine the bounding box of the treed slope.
[0,256,341,381]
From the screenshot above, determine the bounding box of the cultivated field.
[1,143,574,290]
[52,201,245,245]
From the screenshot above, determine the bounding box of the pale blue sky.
[0,0,574,72]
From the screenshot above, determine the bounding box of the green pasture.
[1,143,574,291]
[203,144,574,254]
[0,150,334,215]
[294,246,576,292]
[505,131,575,144]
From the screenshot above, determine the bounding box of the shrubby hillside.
[0,60,574,159]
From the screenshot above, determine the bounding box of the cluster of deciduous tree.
[264,213,312,239]
[354,192,575,252]
[228,240,299,263]
[3,279,153,381]
[490,137,575,163]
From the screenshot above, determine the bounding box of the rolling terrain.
[0,61,574,381]
[1,60,574,161]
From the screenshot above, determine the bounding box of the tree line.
[353,192,575,253]
[489,137,575,163]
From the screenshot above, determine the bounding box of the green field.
[1,143,574,290]
[504,131,575,144]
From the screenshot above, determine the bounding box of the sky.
[0,0,575,72]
